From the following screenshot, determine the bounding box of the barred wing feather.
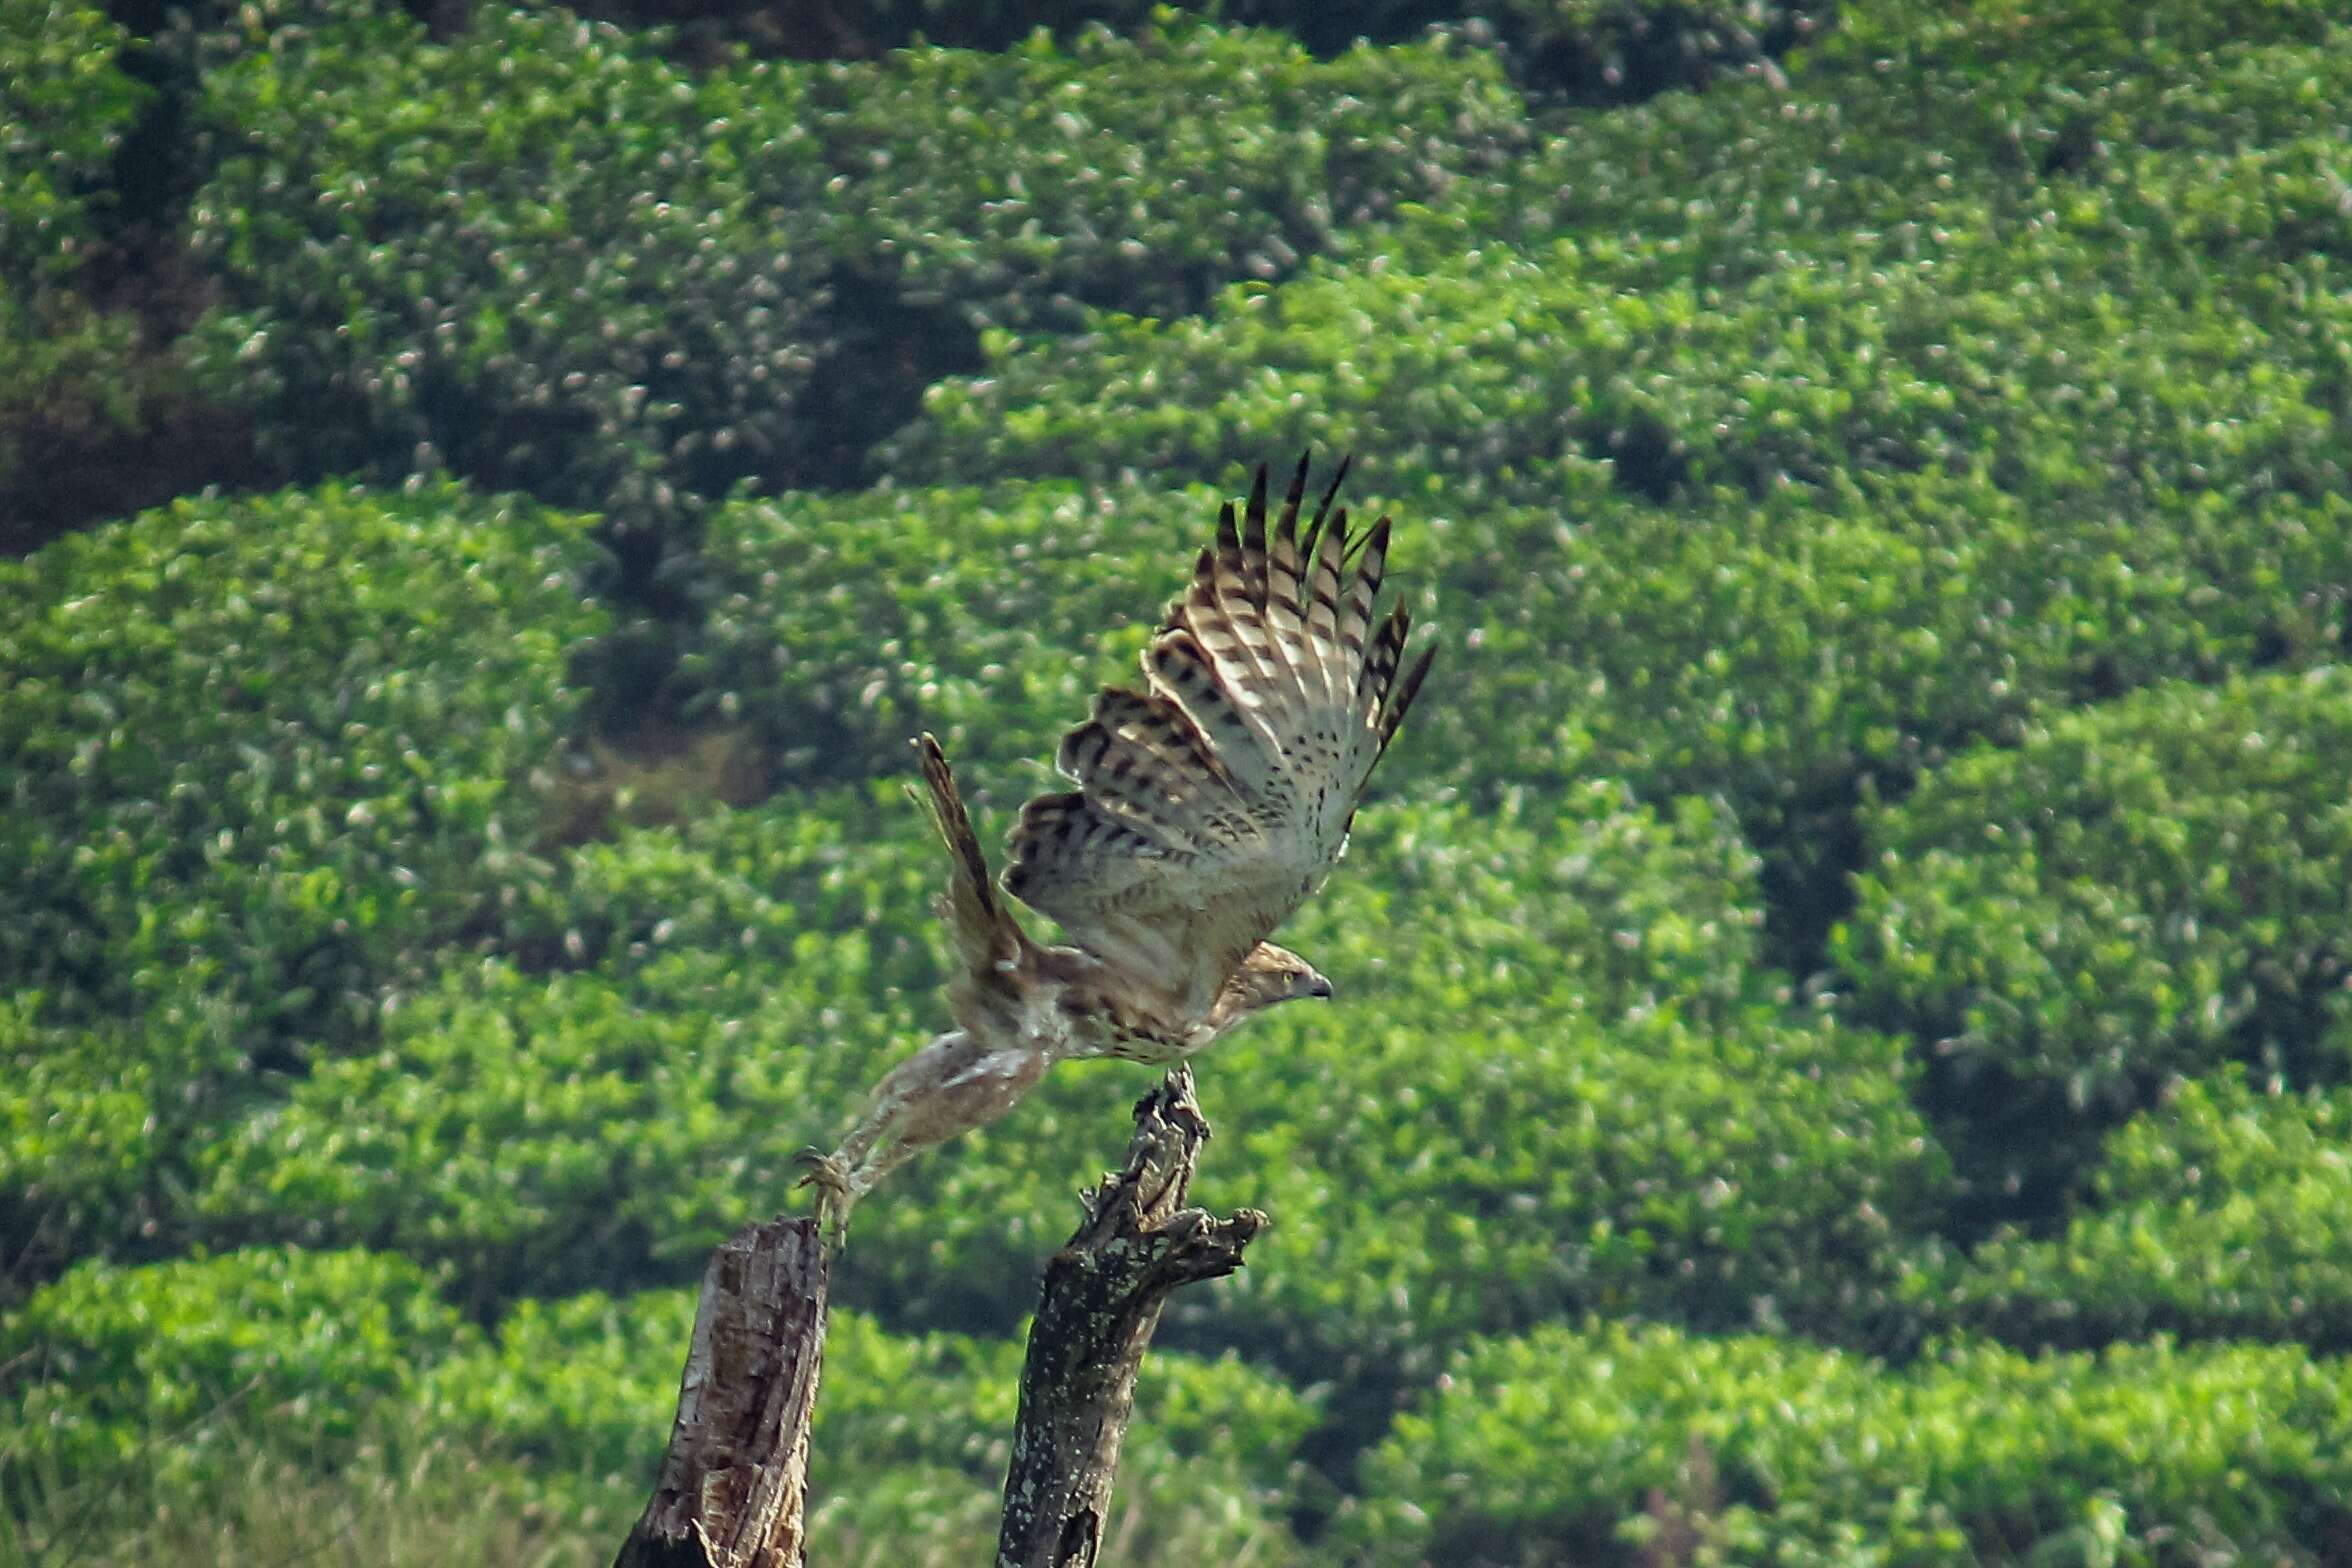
[1002,457,1433,1006]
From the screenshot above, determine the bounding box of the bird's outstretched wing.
[1002,455,1433,1008]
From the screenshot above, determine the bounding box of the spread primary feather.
[803,455,1434,1228]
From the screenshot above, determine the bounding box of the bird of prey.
[799,456,1433,1234]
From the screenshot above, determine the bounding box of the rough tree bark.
[995,1065,1267,1568]
[611,1215,830,1568]
[614,1066,1261,1568]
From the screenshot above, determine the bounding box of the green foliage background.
[9,0,2352,1562]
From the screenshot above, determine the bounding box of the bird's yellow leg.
[793,1147,856,1251]
[798,1028,1050,1252]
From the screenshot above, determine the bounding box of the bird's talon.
[792,1145,845,1190]
[792,1147,855,1251]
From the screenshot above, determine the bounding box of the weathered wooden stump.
[995,1065,1267,1568]
[611,1215,830,1568]
[615,1065,1263,1568]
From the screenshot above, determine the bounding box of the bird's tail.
[910,733,1022,978]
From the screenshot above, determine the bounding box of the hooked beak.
[1306,973,1335,1000]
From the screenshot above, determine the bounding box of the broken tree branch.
[995,1065,1267,1568]
[613,1214,830,1568]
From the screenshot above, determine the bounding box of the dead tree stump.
[612,1214,830,1568]
[615,1067,1263,1568]
[994,1065,1267,1568]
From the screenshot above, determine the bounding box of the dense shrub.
[580,0,1815,102]
[696,480,1232,788]
[818,460,2347,911]
[1931,1070,2352,1351]
[1347,1322,2352,1566]
[190,950,906,1308]
[0,0,144,290]
[0,484,603,1269]
[0,482,603,1050]
[892,191,2349,517]
[189,6,830,543]
[0,291,148,549]
[1822,0,2343,83]
[507,782,947,998]
[0,1,165,546]
[1485,0,1821,101]
[798,22,1525,333]
[882,240,1634,500]
[186,785,969,1305]
[1354,7,2352,347]
[0,285,253,555]
[1204,996,1942,1381]
[880,5,2352,830]
[413,1288,1315,1561]
[0,1247,468,1487]
[884,201,2352,949]
[1839,671,2352,1125]
[17,0,2352,1551]
[781,17,1521,469]
[135,0,389,72]
[0,995,162,1287]
[1507,476,2352,953]
[190,10,1524,530]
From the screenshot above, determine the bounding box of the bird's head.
[1208,942,1333,1035]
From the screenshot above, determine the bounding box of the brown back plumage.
[1002,454,1432,1010]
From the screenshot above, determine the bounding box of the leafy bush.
[189,5,830,543]
[589,0,1813,102]
[672,0,1825,95]
[1930,1070,2352,1351]
[882,240,1633,502]
[1355,5,2352,350]
[0,0,144,290]
[0,1,168,548]
[413,1288,1315,1562]
[0,994,162,1288]
[187,785,970,1306]
[508,782,947,998]
[0,1247,468,1487]
[1205,994,1942,1383]
[0,293,153,547]
[0,481,603,1050]
[19,0,2352,1554]
[1839,671,2352,1127]
[137,0,389,72]
[825,459,2347,943]
[191,950,897,1309]
[893,189,2349,517]
[1347,1322,2352,1566]
[800,21,1523,333]
[1822,0,2343,85]
[883,191,2352,951]
[406,1287,692,1488]
[0,484,603,1268]
[189,10,1523,531]
[696,480,1229,789]
[878,3,2352,845]
[180,763,1925,1364]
